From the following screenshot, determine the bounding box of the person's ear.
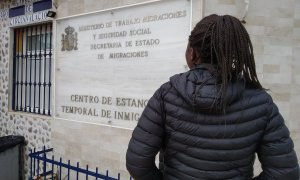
[186,45,201,69]
[186,47,194,62]
[190,49,201,66]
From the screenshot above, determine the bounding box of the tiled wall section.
[0,0,299,179]
[204,0,300,175]
[52,119,133,179]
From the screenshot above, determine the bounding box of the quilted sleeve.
[253,95,299,180]
[126,87,165,180]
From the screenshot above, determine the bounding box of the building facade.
[0,0,299,179]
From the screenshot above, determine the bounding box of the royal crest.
[61,26,78,51]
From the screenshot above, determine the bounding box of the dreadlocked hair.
[189,14,263,111]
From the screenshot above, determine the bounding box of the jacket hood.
[170,64,244,113]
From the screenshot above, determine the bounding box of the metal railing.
[29,147,131,180]
[13,23,52,116]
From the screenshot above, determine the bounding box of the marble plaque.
[55,0,192,129]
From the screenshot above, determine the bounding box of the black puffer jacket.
[126,66,299,180]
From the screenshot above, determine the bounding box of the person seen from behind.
[126,14,299,180]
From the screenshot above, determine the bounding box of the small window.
[12,23,53,115]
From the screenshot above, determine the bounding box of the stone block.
[280,64,292,74]
[264,17,293,28]
[247,0,271,17]
[263,36,293,47]
[250,35,265,55]
[258,0,293,11]
[294,19,300,28]
[293,57,300,66]
[247,0,293,18]
[264,73,292,84]
[273,93,291,102]
[255,60,263,74]
[290,102,300,123]
[85,0,122,13]
[265,27,293,37]
[253,44,265,56]
[56,0,70,18]
[275,101,290,119]
[192,0,203,23]
[292,75,300,84]
[296,0,300,9]
[218,0,236,5]
[294,47,300,57]
[292,64,300,76]
[263,55,292,65]
[257,74,263,82]
[286,120,298,132]
[273,8,294,18]
[290,92,300,104]
[245,25,265,36]
[65,143,82,157]
[295,8,300,19]
[204,4,238,17]
[291,84,300,94]
[245,16,265,26]
[204,0,219,12]
[263,64,280,73]
[68,0,84,16]
[264,84,291,94]
[294,28,300,41]
[264,46,293,56]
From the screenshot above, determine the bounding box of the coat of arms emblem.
[61,26,78,51]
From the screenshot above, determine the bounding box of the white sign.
[10,10,49,26]
[8,0,51,26]
[55,0,192,129]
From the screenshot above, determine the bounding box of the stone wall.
[0,0,52,178]
[0,0,299,179]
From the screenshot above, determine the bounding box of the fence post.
[51,155,54,180]
[33,148,36,176]
[30,149,33,179]
[67,160,70,180]
[86,164,89,180]
[59,157,62,180]
[76,162,79,180]
[37,148,40,177]
[96,167,99,180]
[43,146,46,180]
